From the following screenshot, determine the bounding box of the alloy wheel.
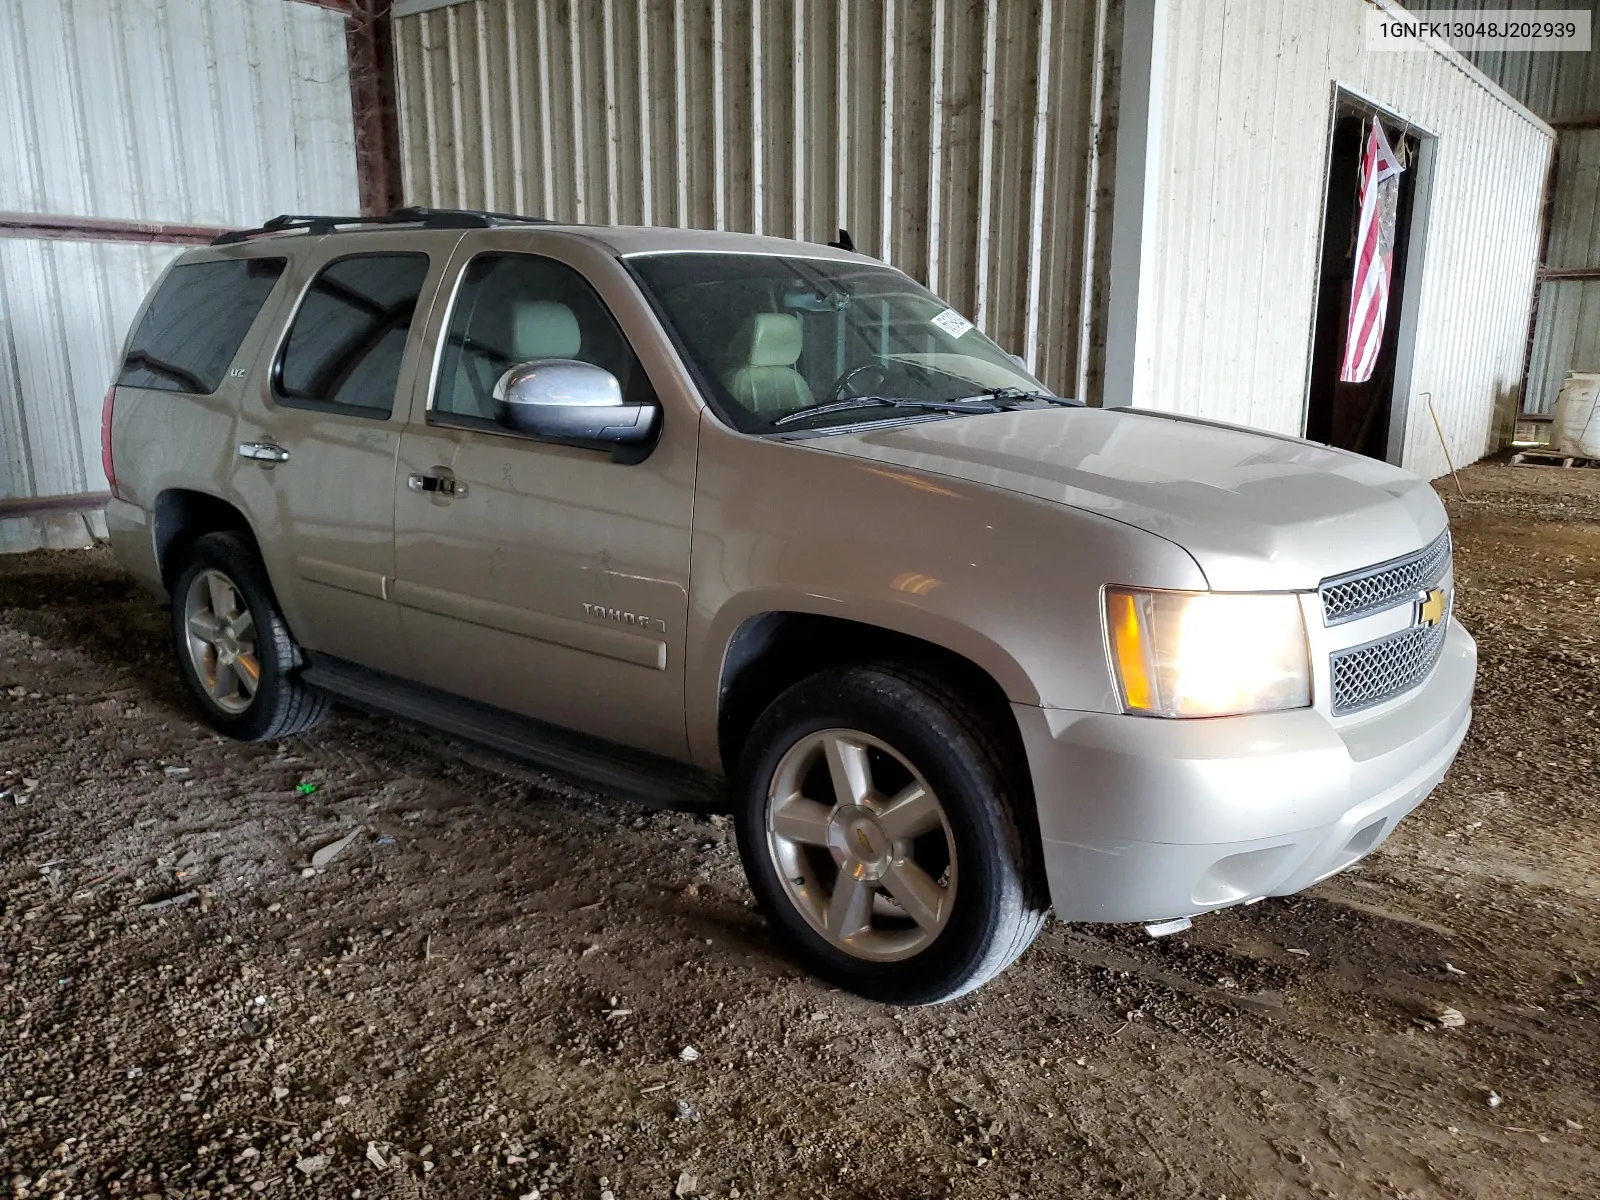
[766,728,958,962]
[182,569,260,715]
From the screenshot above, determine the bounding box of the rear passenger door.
[231,232,458,675]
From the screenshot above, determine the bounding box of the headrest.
[512,300,581,360]
[730,313,803,369]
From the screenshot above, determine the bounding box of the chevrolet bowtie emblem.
[1417,586,1448,627]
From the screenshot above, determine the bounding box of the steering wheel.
[830,361,889,401]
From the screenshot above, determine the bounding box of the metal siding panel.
[0,0,358,552]
[0,238,181,505]
[1548,127,1600,271]
[391,0,1097,395]
[1149,0,1553,479]
[1408,0,1600,122]
[1,0,357,226]
[1527,279,1600,414]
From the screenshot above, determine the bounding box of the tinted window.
[119,257,285,394]
[434,253,652,425]
[276,254,430,417]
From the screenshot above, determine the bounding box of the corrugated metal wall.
[1408,0,1600,122]
[392,0,1103,393]
[1528,126,1600,414]
[1410,0,1600,416]
[1145,0,1553,479]
[0,0,361,552]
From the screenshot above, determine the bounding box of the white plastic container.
[1552,371,1600,459]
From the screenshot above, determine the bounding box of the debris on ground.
[0,462,1596,1198]
[309,827,361,867]
[136,890,199,913]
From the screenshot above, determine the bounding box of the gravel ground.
[1,461,1596,1200]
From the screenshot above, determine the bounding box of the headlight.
[1104,588,1311,717]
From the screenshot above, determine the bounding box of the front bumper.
[1017,618,1476,923]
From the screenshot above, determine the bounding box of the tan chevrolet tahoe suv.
[103,207,1475,1004]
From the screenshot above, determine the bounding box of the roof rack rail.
[211,206,555,246]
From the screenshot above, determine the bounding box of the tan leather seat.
[722,313,813,418]
[511,300,581,359]
[451,300,581,419]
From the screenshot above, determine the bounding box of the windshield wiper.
[958,386,1085,409]
[771,395,1001,427]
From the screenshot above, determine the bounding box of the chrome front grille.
[1319,530,1452,626]
[1330,618,1450,716]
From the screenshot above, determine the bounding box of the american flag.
[1340,117,1405,383]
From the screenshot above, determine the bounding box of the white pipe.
[712,0,726,230]
[751,0,764,235]
[568,0,588,223]
[1023,0,1053,371]
[474,1,495,207]
[673,0,688,226]
[1075,0,1110,402]
[636,0,653,225]
[879,0,895,261]
[927,0,945,294]
[505,0,525,213]
[974,0,996,330]
[445,5,467,205]
[602,0,619,224]
[535,0,555,217]
[793,0,805,240]
[835,0,849,234]
[394,11,416,203]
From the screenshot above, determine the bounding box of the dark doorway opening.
[1305,103,1424,462]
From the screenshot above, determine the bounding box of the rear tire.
[733,664,1048,1005]
[169,531,329,741]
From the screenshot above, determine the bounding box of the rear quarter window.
[118,257,286,394]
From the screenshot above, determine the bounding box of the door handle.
[238,441,290,464]
[408,473,467,497]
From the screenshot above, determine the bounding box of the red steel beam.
[285,0,401,215]
[0,492,112,518]
[0,212,231,245]
[345,1,403,216]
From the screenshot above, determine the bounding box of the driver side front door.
[391,238,697,761]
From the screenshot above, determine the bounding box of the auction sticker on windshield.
[931,308,974,338]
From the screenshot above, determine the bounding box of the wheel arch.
[714,610,1035,789]
[153,489,262,591]
[717,609,1054,946]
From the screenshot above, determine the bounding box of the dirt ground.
[1,461,1596,1200]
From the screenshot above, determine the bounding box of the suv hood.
[807,406,1448,591]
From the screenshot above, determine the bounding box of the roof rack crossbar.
[211,206,556,246]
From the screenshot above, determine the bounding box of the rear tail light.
[100,385,118,498]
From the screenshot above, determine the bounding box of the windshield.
[628,252,1051,433]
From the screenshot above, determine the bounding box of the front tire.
[733,664,1047,1004]
[169,531,329,741]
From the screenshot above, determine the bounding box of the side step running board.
[301,656,725,812]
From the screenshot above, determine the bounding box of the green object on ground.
[296,782,318,795]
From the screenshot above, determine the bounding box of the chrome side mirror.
[493,359,658,444]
